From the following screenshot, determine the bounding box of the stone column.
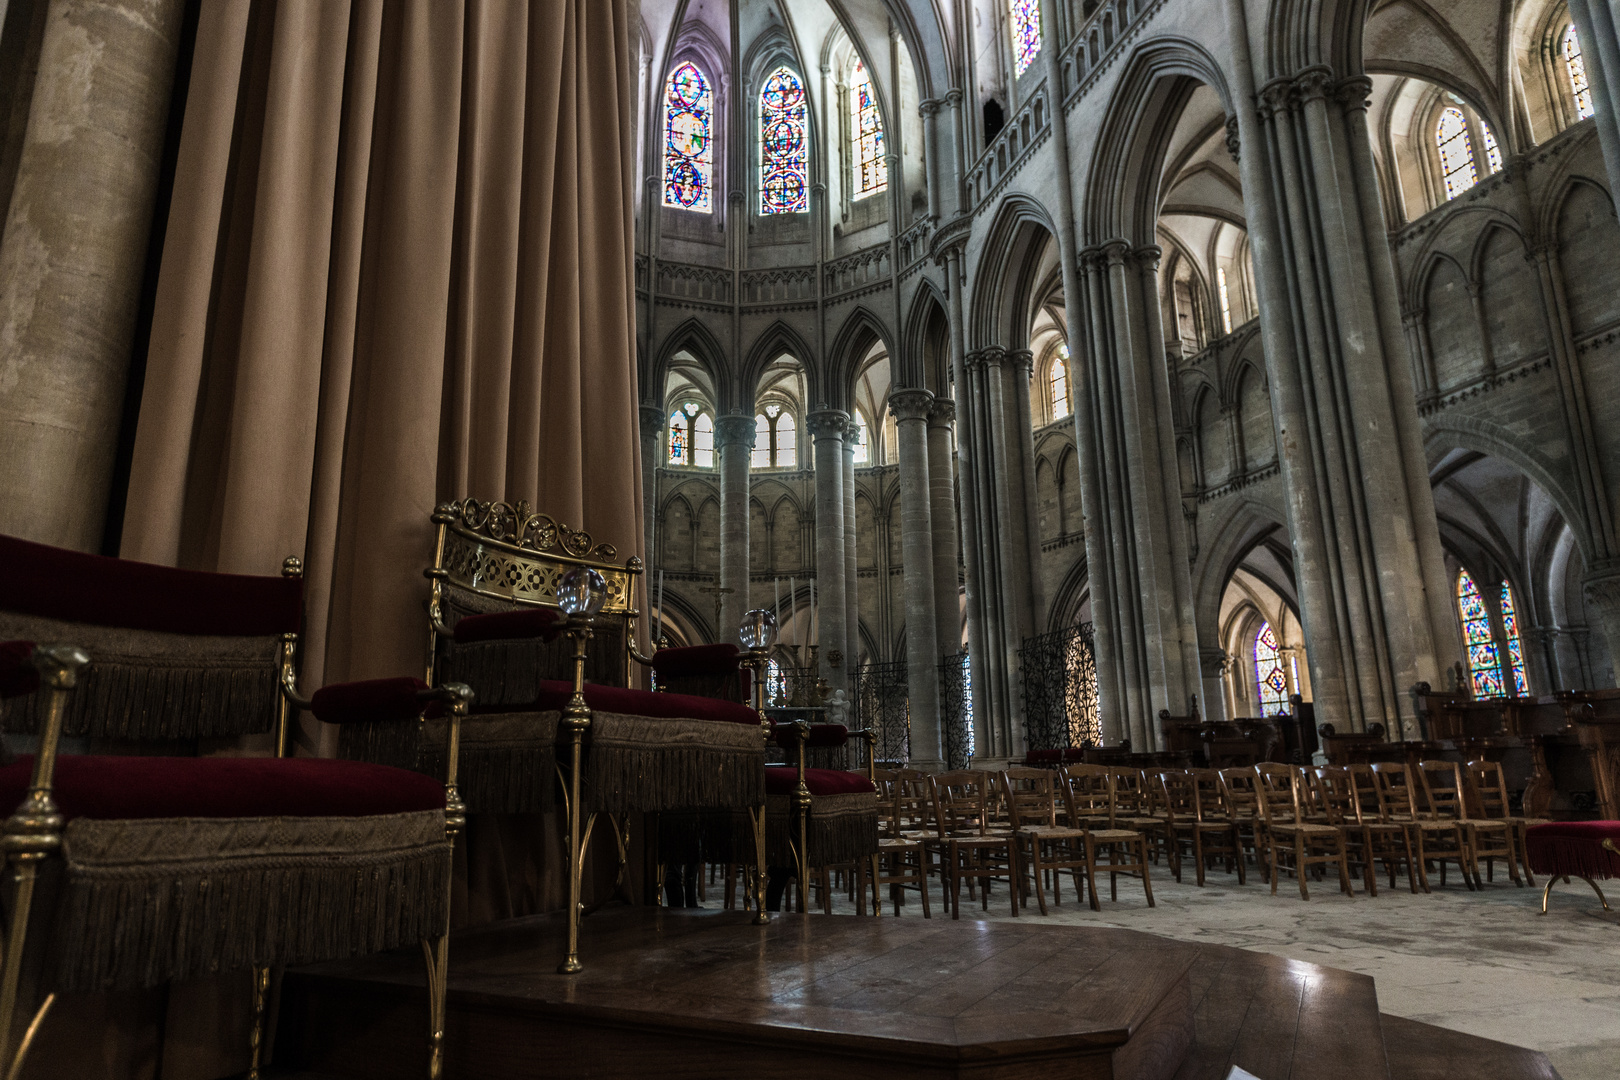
[1071,243,1203,749]
[1567,0,1620,201]
[843,435,858,680]
[891,388,941,768]
[640,404,664,570]
[973,347,1014,760]
[808,410,849,694]
[919,99,941,222]
[1227,69,1459,736]
[1200,647,1229,724]
[715,414,754,646]
[0,0,186,550]
[927,399,961,658]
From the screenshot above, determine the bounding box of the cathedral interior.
[0,0,1618,1077]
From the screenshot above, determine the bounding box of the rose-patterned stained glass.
[850,61,887,198]
[1436,107,1477,201]
[1255,622,1290,713]
[1458,568,1505,698]
[1010,0,1041,77]
[663,62,713,212]
[1501,582,1529,696]
[1566,24,1595,121]
[760,67,809,214]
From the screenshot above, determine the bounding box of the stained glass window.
[663,62,713,212]
[1482,121,1503,174]
[849,62,887,199]
[1010,0,1041,77]
[751,404,796,468]
[776,410,796,466]
[1050,345,1071,420]
[1566,24,1595,121]
[1501,581,1530,696]
[667,409,686,463]
[693,411,714,468]
[1458,568,1505,697]
[1437,107,1478,201]
[766,658,787,705]
[1254,622,1289,713]
[753,414,772,469]
[852,413,870,464]
[1218,267,1234,334]
[761,67,809,214]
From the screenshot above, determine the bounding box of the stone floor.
[777,862,1620,1080]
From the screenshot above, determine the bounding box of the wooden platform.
[275,908,1558,1080]
[278,908,1198,1079]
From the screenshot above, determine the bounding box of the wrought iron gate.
[854,660,910,764]
[938,653,973,768]
[1018,624,1101,751]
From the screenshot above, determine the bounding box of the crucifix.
[696,584,733,639]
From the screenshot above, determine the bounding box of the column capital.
[919,98,942,117]
[1132,244,1163,272]
[944,87,964,106]
[806,409,852,439]
[928,398,957,427]
[1292,66,1335,106]
[1199,646,1229,678]
[714,413,757,448]
[1257,80,1290,120]
[889,388,935,422]
[1332,75,1373,114]
[1009,348,1035,374]
[980,345,1008,368]
[640,404,666,440]
[1099,239,1132,267]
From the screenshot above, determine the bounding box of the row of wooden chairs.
[864,758,1542,913]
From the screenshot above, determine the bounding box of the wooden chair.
[1313,766,1418,895]
[1167,769,1246,885]
[1218,766,1265,870]
[872,769,930,917]
[1057,769,1156,909]
[1370,761,1469,892]
[1466,759,1544,886]
[1057,764,1116,828]
[1419,760,1516,889]
[1112,767,1174,866]
[1003,768,1091,914]
[1254,765,1354,899]
[927,771,1019,918]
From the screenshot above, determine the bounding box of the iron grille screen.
[939,652,973,768]
[1018,624,1100,751]
[855,660,910,764]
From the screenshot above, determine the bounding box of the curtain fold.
[120,0,643,752]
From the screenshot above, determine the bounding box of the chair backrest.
[1218,767,1261,819]
[1368,761,1419,819]
[873,768,903,834]
[1110,768,1148,815]
[1002,768,1060,830]
[930,770,994,837]
[1417,760,1470,822]
[1191,769,1228,819]
[1312,767,1362,826]
[1059,765,1117,829]
[1465,759,1512,820]
[427,499,640,693]
[1252,764,1301,825]
[0,532,304,754]
[1348,764,1383,819]
[897,768,935,832]
[1156,770,1199,824]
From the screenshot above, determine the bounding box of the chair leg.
[1337,841,1354,897]
[1193,830,1206,887]
[247,965,272,1080]
[1031,841,1050,916]
[422,932,450,1080]
[1295,835,1310,901]
[1138,838,1155,907]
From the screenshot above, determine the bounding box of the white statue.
[825,689,849,727]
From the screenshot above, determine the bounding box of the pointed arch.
[827,306,896,410]
[653,317,732,410]
[901,280,949,391]
[967,192,1061,352]
[740,320,816,407]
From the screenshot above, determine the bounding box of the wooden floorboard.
[1379,1014,1559,1080]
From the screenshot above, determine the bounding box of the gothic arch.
[1193,499,1291,649]
[827,306,895,410]
[1262,0,1373,81]
[1468,218,1530,284]
[653,317,732,410]
[967,192,1061,352]
[1047,556,1091,633]
[740,321,816,409]
[1539,168,1615,244]
[901,280,949,391]
[1082,39,1234,247]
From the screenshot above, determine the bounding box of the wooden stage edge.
[275,908,1554,1080]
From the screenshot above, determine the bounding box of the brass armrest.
[278,661,313,711]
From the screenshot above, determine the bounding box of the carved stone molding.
[1009,348,1035,374]
[714,413,757,449]
[805,409,852,440]
[639,404,666,441]
[889,388,935,423]
[1225,115,1241,163]
[928,398,957,427]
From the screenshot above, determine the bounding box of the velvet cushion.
[311,677,447,723]
[452,608,563,644]
[651,643,741,677]
[529,680,761,726]
[764,766,876,797]
[1524,820,1620,879]
[771,723,848,749]
[0,532,303,637]
[0,641,37,699]
[0,755,446,820]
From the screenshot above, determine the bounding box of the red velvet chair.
[416,500,769,967]
[0,533,469,1080]
[1524,821,1620,914]
[765,721,881,913]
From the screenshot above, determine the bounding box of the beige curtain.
[120,0,643,750]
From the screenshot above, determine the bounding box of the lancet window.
[1217,268,1234,335]
[1566,24,1595,121]
[1049,345,1071,421]
[1010,0,1041,77]
[668,402,714,467]
[1254,622,1289,714]
[1437,107,1478,201]
[852,413,870,464]
[761,67,809,214]
[849,61,887,199]
[752,404,796,468]
[1501,582,1529,696]
[662,62,713,212]
[1457,568,1505,697]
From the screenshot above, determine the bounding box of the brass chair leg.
[247,965,272,1080]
